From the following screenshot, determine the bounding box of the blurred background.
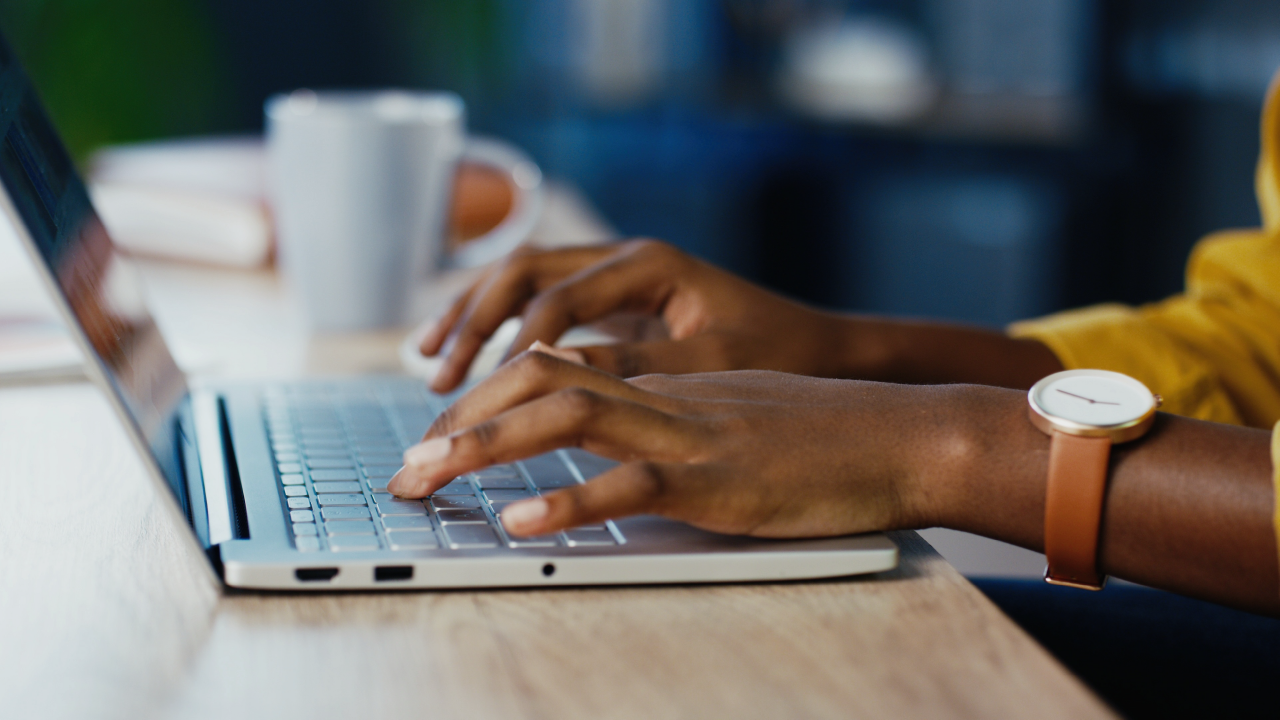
[2,0,1279,326]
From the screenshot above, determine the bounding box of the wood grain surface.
[0,382,1115,720]
[0,189,1112,718]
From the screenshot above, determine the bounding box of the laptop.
[0,36,897,590]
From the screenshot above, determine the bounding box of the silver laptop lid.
[0,37,190,507]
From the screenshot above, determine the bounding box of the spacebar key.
[444,524,500,549]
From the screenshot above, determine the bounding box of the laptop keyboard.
[262,385,624,553]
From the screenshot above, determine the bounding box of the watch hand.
[1055,389,1120,406]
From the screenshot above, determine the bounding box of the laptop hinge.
[218,396,251,540]
[192,391,249,544]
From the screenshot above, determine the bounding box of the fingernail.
[418,317,440,347]
[403,437,451,470]
[386,468,409,496]
[529,341,586,366]
[501,498,549,535]
[430,364,457,392]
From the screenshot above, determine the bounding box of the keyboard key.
[434,480,474,495]
[313,481,362,493]
[277,463,303,474]
[436,508,488,523]
[299,429,343,440]
[396,415,432,439]
[382,515,433,529]
[293,522,318,536]
[474,474,526,490]
[357,454,402,467]
[301,447,349,458]
[444,524,500,548]
[361,465,402,478]
[374,496,428,516]
[474,465,520,479]
[431,495,480,509]
[325,519,376,535]
[287,497,312,509]
[307,458,355,469]
[508,535,559,548]
[388,531,438,550]
[283,485,307,497]
[272,441,298,452]
[564,529,616,546]
[290,509,315,523]
[365,476,392,492]
[310,469,359,481]
[520,454,580,489]
[317,494,367,506]
[295,536,321,552]
[329,535,380,551]
[275,452,300,463]
[353,444,401,457]
[281,474,305,486]
[302,439,347,450]
[321,506,371,520]
[484,489,532,504]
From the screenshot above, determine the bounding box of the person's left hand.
[387,347,980,539]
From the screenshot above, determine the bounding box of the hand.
[388,349,1280,613]
[418,240,851,392]
[388,349,969,538]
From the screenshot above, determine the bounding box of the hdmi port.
[296,567,339,582]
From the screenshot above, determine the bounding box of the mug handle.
[446,137,544,269]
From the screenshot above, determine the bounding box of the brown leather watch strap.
[1043,431,1112,589]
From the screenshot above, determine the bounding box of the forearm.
[913,385,1279,615]
[829,315,1063,390]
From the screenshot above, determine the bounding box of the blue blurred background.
[3,0,1279,326]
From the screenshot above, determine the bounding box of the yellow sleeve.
[1010,69,1280,429]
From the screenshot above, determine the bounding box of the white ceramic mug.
[266,89,542,331]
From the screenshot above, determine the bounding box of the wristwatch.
[1027,369,1161,590]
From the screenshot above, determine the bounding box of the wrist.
[898,384,1049,548]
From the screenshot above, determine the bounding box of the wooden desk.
[0,226,1113,720]
[0,392,1114,719]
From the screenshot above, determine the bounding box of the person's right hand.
[389,349,961,539]
[419,240,852,392]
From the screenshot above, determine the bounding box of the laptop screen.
[0,37,189,504]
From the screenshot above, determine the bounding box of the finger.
[389,386,702,497]
[425,348,675,441]
[501,461,685,536]
[502,243,682,363]
[573,335,734,377]
[432,245,619,392]
[418,285,478,356]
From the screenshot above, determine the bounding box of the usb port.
[375,565,414,582]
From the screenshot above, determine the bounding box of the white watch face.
[1032,371,1155,427]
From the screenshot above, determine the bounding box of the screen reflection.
[0,46,188,500]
